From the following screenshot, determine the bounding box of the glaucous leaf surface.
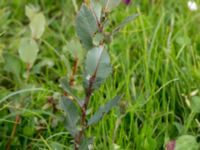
[190,96,200,113]
[60,96,80,137]
[3,53,22,82]
[92,33,104,46]
[59,77,81,105]
[107,0,121,11]
[79,137,93,150]
[90,0,102,22]
[76,4,98,50]
[103,0,121,11]
[25,4,39,20]
[175,135,199,150]
[30,12,46,39]
[66,39,83,60]
[84,46,112,89]
[18,38,39,65]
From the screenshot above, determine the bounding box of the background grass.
[0,0,200,149]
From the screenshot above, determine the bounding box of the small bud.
[123,0,131,5]
[166,140,176,150]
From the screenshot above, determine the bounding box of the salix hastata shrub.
[59,0,138,149]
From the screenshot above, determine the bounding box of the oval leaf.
[84,46,112,89]
[25,4,39,20]
[30,12,46,39]
[18,38,39,65]
[60,96,80,137]
[76,4,98,50]
[190,96,200,113]
[3,53,22,82]
[90,0,102,22]
[105,0,121,11]
[175,135,199,150]
[66,39,83,60]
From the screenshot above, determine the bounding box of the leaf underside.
[60,96,80,137]
[84,46,112,90]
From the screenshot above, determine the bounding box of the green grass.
[0,0,200,149]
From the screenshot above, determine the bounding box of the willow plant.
[59,0,138,149]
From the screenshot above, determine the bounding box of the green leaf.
[50,142,64,150]
[99,0,107,7]
[60,78,73,94]
[18,38,39,65]
[190,96,200,113]
[3,53,22,82]
[113,14,139,34]
[59,77,82,105]
[90,0,102,22]
[104,95,123,113]
[76,4,98,50]
[32,58,54,74]
[88,95,123,125]
[88,107,104,126]
[176,36,191,46]
[25,4,39,20]
[175,135,199,150]
[84,46,112,89]
[66,39,84,60]
[92,33,104,46]
[30,12,46,39]
[60,96,80,137]
[23,125,35,137]
[85,46,111,79]
[79,137,93,150]
[25,4,45,39]
[105,0,121,11]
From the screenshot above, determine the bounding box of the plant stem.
[74,75,95,150]
[6,115,20,150]
[25,63,31,83]
[69,58,79,86]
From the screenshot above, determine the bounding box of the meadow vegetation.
[0,0,200,149]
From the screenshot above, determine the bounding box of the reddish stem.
[69,58,79,86]
[6,115,20,150]
[74,75,96,150]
